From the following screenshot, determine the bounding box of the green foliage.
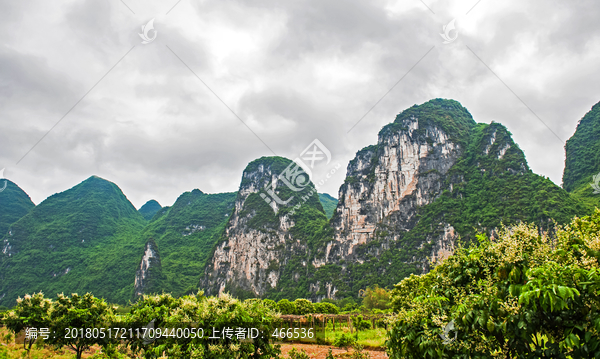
[293,299,314,315]
[352,315,372,331]
[0,176,147,307]
[381,98,476,147]
[288,347,310,359]
[360,285,391,311]
[0,180,35,237]
[326,348,335,359]
[139,190,236,298]
[563,100,600,207]
[387,210,600,358]
[351,344,371,359]
[124,292,281,359]
[313,302,339,314]
[47,293,114,359]
[277,299,296,315]
[334,333,356,350]
[2,292,52,352]
[138,200,162,221]
[318,193,338,219]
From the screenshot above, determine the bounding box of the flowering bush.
[387,209,600,358]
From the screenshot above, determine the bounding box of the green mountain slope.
[563,101,600,207]
[306,100,593,300]
[0,180,35,236]
[202,156,328,300]
[318,193,338,219]
[139,190,236,297]
[0,176,146,306]
[138,199,162,221]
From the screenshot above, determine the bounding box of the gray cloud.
[1,0,599,208]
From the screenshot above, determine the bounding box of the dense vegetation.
[563,100,600,207]
[0,179,35,236]
[140,190,236,298]
[0,176,147,307]
[138,200,162,221]
[2,292,281,359]
[387,210,600,358]
[318,193,338,219]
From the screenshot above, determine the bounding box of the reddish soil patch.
[280,343,388,359]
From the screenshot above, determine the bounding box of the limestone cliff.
[200,99,589,301]
[201,157,327,298]
[322,99,474,269]
[133,238,164,298]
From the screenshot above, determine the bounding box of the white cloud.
[1,0,599,207]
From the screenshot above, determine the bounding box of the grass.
[318,321,387,348]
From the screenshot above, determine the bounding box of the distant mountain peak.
[139,199,162,221]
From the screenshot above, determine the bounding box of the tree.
[387,210,600,358]
[360,285,391,311]
[46,293,114,359]
[277,299,296,315]
[293,299,314,315]
[313,302,339,314]
[125,292,281,359]
[3,292,52,353]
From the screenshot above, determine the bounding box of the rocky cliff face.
[200,99,590,301]
[134,239,163,297]
[201,157,326,298]
[322,99,474,269]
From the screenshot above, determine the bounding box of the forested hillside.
[0,179,34,237]
[0,176,146,306]
[136,190,236,298]
[563,100,600,207]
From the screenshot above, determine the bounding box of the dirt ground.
[280,343,388,359]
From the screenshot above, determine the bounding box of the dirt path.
[280,343,388,359]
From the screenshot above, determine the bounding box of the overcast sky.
[1,0,599,208]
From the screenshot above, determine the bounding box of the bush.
[277,299,296,314]
[125,292,281,359]
[3,292,52,353]
[288,347,310,359]
[351,344,371,359]
[352,315,372,331]
[360,285,391,310]
[325,348,335,359]
[263,299,277,311]
[313,302,339,314]
[333,333,356,350]
[387,212,600,358]
[293,299,314,315]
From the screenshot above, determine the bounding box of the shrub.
[3,292,52,353]
[125,292,281,359]
[263,298,277,311]
[293,299,314,315]
[325,348,335,359]
[288,347,310,359]
[387,211,600,358]
[351,344,371,359]
[277,299,296,315]
[352,315,372,331]
[360,285,391,310]
[314,302,339,314]
[333,333,356,350]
